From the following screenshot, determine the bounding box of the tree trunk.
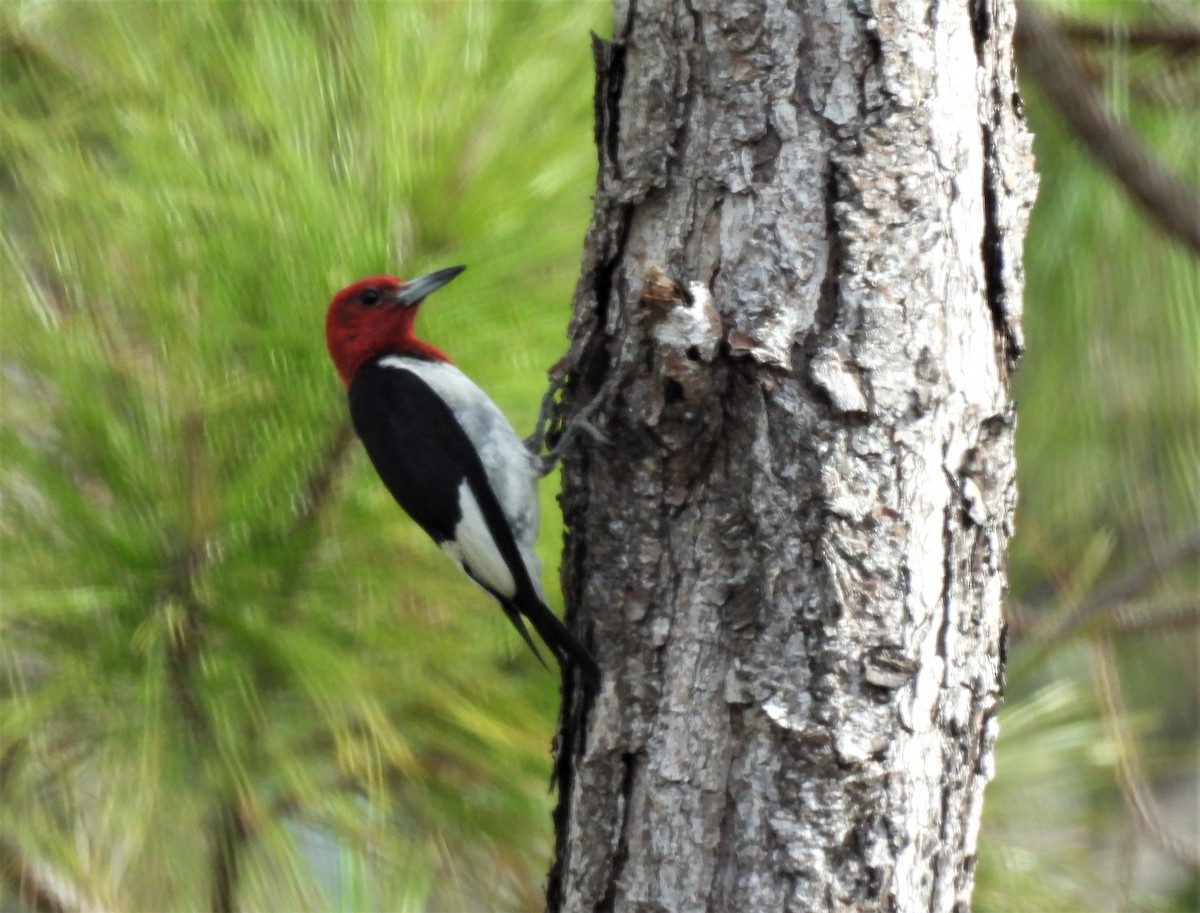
[547,0,1036,910]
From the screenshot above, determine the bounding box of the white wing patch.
[440,480,517,599]
[376,355,540,548]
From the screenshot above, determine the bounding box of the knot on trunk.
[626,266,724,449]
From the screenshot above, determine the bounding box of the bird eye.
[360,288,382,306]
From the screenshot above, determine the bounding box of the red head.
[325,266,466,386]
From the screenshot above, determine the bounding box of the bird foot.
[526,376,610,477]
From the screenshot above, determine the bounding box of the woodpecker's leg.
[527,376,611,477]
[525,375,567,459]
[537,411,608,476]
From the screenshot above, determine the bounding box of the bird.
[324,265,599,683]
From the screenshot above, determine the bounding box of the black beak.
[393,265,466,307]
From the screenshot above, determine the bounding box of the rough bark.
[548,0,1036,910]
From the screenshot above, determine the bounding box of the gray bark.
[548,0,1036,910]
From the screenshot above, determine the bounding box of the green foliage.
[976,6,1199,909]
[2,0,1197,910]
[2,1,603,909]
[979,678,1119,912]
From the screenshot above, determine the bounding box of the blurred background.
[1,1,1195,911]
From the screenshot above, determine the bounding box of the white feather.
[441,481,517,598]
[378,356,544,595]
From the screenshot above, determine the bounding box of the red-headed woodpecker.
[325,266,598,683]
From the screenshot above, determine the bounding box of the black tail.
[503,595,600,685]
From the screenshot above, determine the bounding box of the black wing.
[349,360,489,548]
[347,359,598,681]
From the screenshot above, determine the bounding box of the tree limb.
[209,798,249,913]
[1091,638,1200,871]
[0,831,100,913]
[1033,527,1200,648]
[1042,18,1200,53]
[1017,0,1200,256]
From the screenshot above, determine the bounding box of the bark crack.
[673,0,702,180]
[974,0,1022,371]
[751,121,782,185]
[596,752,639,913]
[969,0,991,64]
[980,135,1020,368]
[816,158,843,333]
[936,456,957,688]
[930,762,958,912]
[592,34,627,179]
[593,203,635,361]
[708,706,741,911]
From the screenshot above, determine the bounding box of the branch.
[288,420,356,537]
[1017,527,1200,649]
[0,831,100,913]
[209,798,249,913]
[1106,597,1200,635]
[1046,18,1200,53]
[1091,638,1200,871]
[1016,0,1200,256]
[172,420,355,910]
[272,420,356,610]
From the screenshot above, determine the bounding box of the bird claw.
[525,375,566,457]
[527,375,611,475]
[536,415,610,476]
